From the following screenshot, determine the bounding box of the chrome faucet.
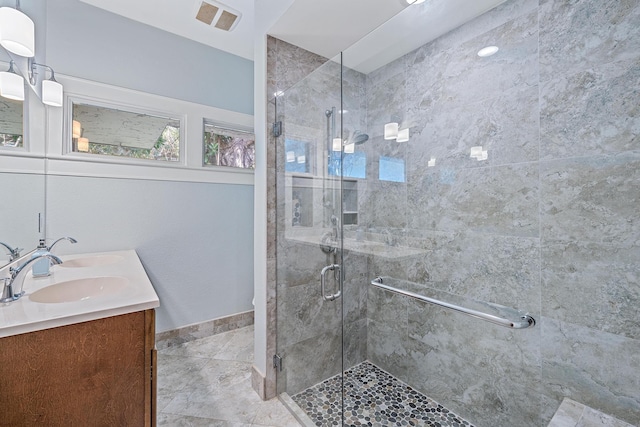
[0,253,63,303]
[48,237,77,252]
[0,241,22,262]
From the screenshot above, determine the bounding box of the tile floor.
[292,362,474,427]
[157,325,301,426]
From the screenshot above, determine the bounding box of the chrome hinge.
[272,121,282,137]
[273,354,282,372]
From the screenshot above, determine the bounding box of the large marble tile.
[278,331,342,396]
[158,413,251,427]
[277,281,341,348]
[213,325,254,362]
[162,379,264,424]
[542,241,640,340]
[399,231,541,311]
[252,396,301,427]
[407,84,539,172]
[440,10,538,107]
[540,58,640,160]
[541,317,640,426]
[274,38,330,95]
[539,0,640,82]
[540,153,640,245]
[159,329,235,358]
[402,333,543,427]
[408,298,541,385]
[407,162,539,237]
[156,353,210,412]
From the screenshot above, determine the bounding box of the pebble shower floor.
[292,361,475,427]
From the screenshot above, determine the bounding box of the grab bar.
[370,277,535,329]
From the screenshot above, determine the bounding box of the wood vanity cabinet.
[0,309,157,427]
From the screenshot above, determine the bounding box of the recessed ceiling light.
[406,0,426,4]
[477,46,499,57]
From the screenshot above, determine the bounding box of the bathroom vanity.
[0,250,159,427]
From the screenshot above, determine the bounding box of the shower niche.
[290,176,314,227]
[342,179,358,225]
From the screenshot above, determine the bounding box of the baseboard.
[155,310,254,350]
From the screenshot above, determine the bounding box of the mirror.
[71,102,181,162]
[0,97,23,148]
[0,83,45,268]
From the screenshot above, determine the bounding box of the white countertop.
[0,249,159,338]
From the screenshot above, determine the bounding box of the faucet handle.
[1,277,15,303]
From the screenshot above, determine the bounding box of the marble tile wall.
[267,37,370,397]
[362,0,640,426]
[267,0,639,424]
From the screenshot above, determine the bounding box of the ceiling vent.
[195,0,241,31]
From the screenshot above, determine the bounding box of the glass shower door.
[273,55,346,424]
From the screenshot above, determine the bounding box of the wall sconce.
[77,137,89,152]
[470,146,488,161]
[0,5,34,57]
[332,137,343,151]
[0,60,24,100]
[286,151,295,162]
[344,143,355,154]
[0,2,63,107]
[384,122,398,140]
[396,128,410,143]
[31,61,63,107]
[72,120,82,139]
[384,121,410,142]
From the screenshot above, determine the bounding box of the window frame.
[42,74,254,186]
[202,119,255,170]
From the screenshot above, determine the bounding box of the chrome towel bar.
[370,277,535,329]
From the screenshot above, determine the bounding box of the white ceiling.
[78,0,256,60]
[79,0,507,73]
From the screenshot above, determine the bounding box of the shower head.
[350,131,369,145]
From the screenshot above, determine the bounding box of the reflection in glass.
[0,97,23,148]
[71,103,180,162]
[285,139,311,173]
[379,156,405,182]
[329,151,366,179]
[203,121,255,169]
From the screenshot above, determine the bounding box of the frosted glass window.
[204,121,255,169]
[379,156,405,183]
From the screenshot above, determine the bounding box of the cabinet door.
[0,310,155,427]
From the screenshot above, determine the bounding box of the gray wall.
[46,176,254,332]
[45,0,254,115]
[271,0,639,425]
[362,0,640,425]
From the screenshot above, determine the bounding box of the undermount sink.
[58,255,124,268]
[29,276,129,303]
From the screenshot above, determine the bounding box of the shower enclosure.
[269,0,640,425]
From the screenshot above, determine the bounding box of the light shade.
[42,79,63,107]
[0,7,35,57]
[396,128,410,143]
[286,151,295,162]
[332,137,343,152]
[77,137,89,152]
[477,46,499,57]
[72,120,82,139]
[0,69,24,101]
[384,122,398,140]
[344,143,355,154]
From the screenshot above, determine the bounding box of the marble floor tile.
[157,326,300,427]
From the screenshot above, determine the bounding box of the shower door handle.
[320,264,341,301]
